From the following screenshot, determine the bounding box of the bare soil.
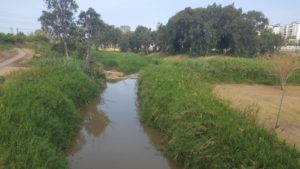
[213,84,300,148]
[0,48,34,76]
[104,70,138,81]
[0,49,18,62]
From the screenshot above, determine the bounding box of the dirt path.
[213,84,300,148]
[0,48,26,68]
[0,48,33,76]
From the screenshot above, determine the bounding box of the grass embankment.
[0,59,104,169]
[92,51,160,74]
[174,57,300,85]
[139,64,300,169]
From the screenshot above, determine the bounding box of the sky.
[0,0,299,34]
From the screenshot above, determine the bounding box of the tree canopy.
[39,0,78,58]
[154,4,283,56]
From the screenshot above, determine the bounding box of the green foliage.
[155,4,280,56]
[39,0,79,57]
[258,30,284,54]
[0,33,48,49]
[93,51,161,74]
[0,60,102,169]
[118,26,154,54]
[139,65,300,169]
[173,57,300,85]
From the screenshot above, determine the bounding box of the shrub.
[0,60,102,169]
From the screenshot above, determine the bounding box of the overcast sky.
[0,0,299,34]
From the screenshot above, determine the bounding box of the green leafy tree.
[77,7,105,60]
[259,30,284,54]
[133,26,152,54]
[39,0,78,59]
[101,26,122,50]
[159,4,276,56]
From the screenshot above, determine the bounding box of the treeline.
[38,0,283,58]
[0,32,48,44]
[155,4,283,56]
[116,4,284,56]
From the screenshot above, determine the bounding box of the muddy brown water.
[67,79,180,169]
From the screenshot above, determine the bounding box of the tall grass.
[173,57,300,85]
[139,64,300,169]
[92,51,161,74]
[0,60,103,169]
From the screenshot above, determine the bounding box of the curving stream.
[66,79,179,169]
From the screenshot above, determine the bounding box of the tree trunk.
[275,89,285,128]
[63,40,70,59]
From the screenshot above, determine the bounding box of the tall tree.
[77,8,105,60]
[133,26,152,54]
[39,0,78,58]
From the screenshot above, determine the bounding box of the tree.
[39,0,78,59]
[265,53,300,128]
[133,26,152,54]
[258,30,284,54]
[160,4,276,56]
[244,11,268,31]
[77,8,105,60]
[119,32,133,52]
[101,26,122,50]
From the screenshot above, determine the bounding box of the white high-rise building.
[269,21,300,45]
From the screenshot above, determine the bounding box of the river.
[66,79,179,169]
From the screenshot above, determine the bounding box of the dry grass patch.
[214,84,300,148]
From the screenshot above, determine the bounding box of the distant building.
[10,27,18,35]
[268,21,300,46]
[267,24,281,34]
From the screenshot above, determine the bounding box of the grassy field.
[92,51,161,74]
[173,57,300,85]
[0,59,104,169]
[139,64,300,169]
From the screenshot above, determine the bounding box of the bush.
[139,65,300,169]
[93,51,161,74]
[0,60,102,169]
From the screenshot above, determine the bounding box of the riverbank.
[139,64,300,169]
[0,59,105,169]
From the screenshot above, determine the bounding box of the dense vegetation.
[154,4,283,56]
[139,65,300,169]
[37,0,283,58]
[117,4,283,56]
[173,57,300,85]
[92,51,160,74]
[0,59,104,169]
[0,33,47,49]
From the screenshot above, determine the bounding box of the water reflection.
[67,79,179,169]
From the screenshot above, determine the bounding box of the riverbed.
[66,79,179,169]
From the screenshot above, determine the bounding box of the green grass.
[0,59,104,169]
[92,51,161,74]
[173,57,300,85]
[139,64,300,169]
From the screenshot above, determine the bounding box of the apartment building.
[269,21,300,45]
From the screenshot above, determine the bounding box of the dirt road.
[0,48,26,69]
[0,48,32,76]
